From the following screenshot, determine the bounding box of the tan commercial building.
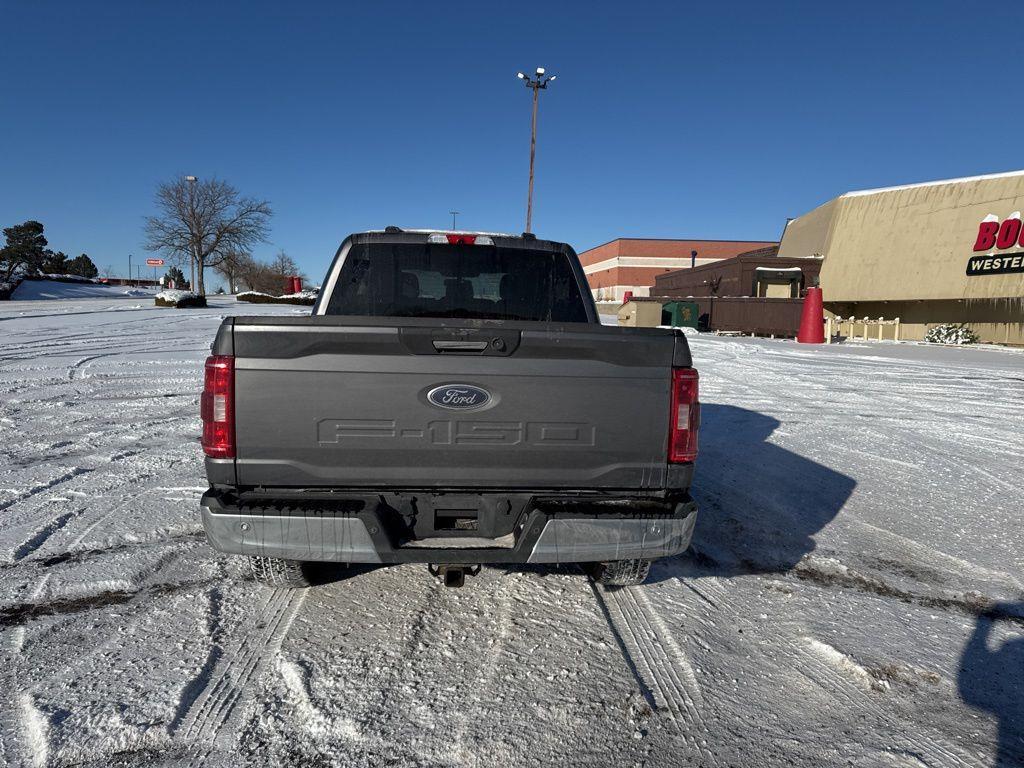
[580,237,778,303]
[778,170,1024,344]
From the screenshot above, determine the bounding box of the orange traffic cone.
[797,287,825,344]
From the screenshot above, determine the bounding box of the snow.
[842,167,1024,198]
[38,273,95,282]
[754,266,803,272]
[236,289,318,300]
[655,324,700,335]
[0,299,1022,766]
[153,289,198,302]
[11,279,156,301]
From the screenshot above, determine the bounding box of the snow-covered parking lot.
[1,298,1022,767]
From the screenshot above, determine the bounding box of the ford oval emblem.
[427,384,491,410]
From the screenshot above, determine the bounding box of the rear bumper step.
[200,491,697,565]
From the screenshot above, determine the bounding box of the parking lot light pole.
[517,68,556,234]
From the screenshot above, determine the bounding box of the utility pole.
[186,175,198,290]
[449,210,460,230]
[128,253,132,286]
[516,67,556,234]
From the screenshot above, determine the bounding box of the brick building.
[654,246,822,299]
[579,238,778,303]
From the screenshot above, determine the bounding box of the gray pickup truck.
[200,229,699,588]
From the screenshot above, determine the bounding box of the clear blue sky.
[3,1,1022,286]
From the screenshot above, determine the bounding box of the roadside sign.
[146,258,165,267]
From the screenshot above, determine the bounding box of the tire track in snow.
[1,543,68,765]
[0,468,93,514]
[66,352,115,381]
[592,582,711,759]
[0,427,189,567]
[447,574,514,765]
[175,586,306,763]
[0,650,32,767]
[697,348,1024,600]
[658,563,979,767]
[11,511,78,562]
[793,638,977,768]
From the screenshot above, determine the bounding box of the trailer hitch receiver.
[428,564,481,588]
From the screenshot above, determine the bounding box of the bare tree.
[229,254,273,294]
[271,249,298,277]
[143,176,272,296]
[213,250,254,294]
[227,250,307,295]
[270,250,306,292]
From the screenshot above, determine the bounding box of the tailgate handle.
[432,340,489,352]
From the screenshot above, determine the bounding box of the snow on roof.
[755,266,803,272]
[364,228,520,238]
[842,169,1024,198]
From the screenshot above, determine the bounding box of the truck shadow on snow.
[958,602,1024,768]
[309,404,855,589]
[656,403,856,582]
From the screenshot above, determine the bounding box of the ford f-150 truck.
[200,229,699,588]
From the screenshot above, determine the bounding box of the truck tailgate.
[228,319,688,489]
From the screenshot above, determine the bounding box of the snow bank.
[154,290,206,308]
[236,290,317,305]
[154,290,197,302]
[36,273,97,283]
[656,325,700,335]
[237,289,318,299]
[11,279,156,301]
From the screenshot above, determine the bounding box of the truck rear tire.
[248,556,313,588]
[588,558,652,587]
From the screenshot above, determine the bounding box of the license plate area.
[435,510,479,531]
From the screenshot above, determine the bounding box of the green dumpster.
[661,301,699,328]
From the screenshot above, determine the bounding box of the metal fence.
[826,315,901,343]
[679,296,805,337]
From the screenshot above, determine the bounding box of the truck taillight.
[669,368,699,463]
[201,355,235,459]
[427,233,494,246]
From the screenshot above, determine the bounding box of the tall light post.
[449,210,460,230]
[516,67,556,234]
[185,175,198,290]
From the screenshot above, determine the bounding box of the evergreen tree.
[0,221,48,283]
[67,254,98,278]
[165,266,186,286]
[41,250,70,274]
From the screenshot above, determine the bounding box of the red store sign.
[968,213,1024,276]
